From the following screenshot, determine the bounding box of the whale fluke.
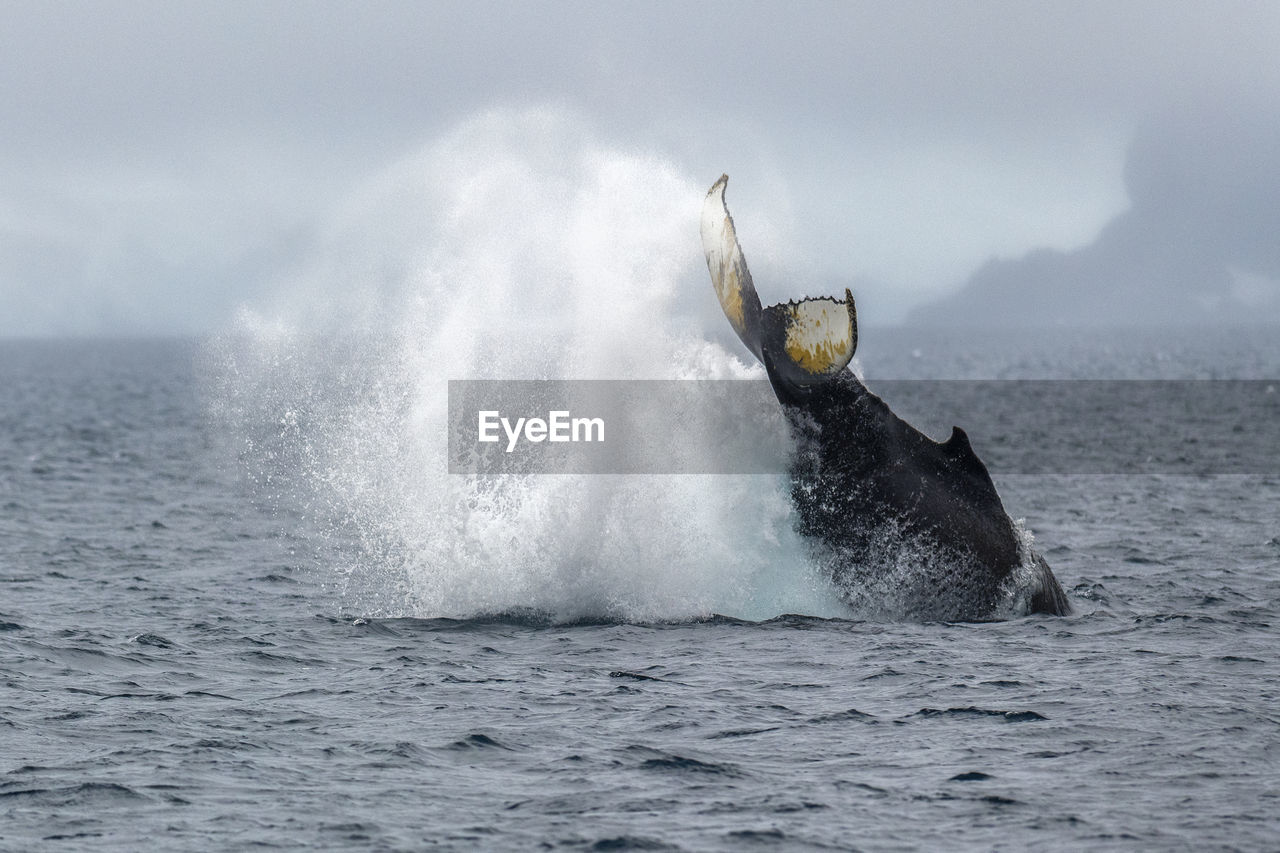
[701,175,857,384]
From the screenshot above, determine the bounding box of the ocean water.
[2,330,1278,851]
[3,112,1279,849]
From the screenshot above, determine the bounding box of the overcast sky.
[3,1,1279,336]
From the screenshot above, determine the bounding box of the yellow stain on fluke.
[719,267,746,333]
[782,295,855,375]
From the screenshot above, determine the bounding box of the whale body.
[701,175,1070,620]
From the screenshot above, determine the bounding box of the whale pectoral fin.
[759,289,858,392]
[701,174,764,361]
[1029,552,1072,616]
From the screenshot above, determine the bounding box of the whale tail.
[701,175,857,393]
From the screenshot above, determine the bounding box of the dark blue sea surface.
[2,332,1279,850]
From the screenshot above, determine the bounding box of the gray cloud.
[2,1,1279,335]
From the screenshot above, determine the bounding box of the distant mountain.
[909,109,1280,326]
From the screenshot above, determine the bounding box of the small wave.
[0,782,146,805]
[97,691,180,702]
[707,727,781,739]
[588,836,679,852]
[125,633,174,648]
[907,707,1047,723]
[639,755,737,775]
[978,794,1024,806]
[187,738,265,753]
[609,670,677,683]
[360,741,431,761]
[448,733,514,751]
[727,828,788,842]
[806,708,878,724]
[629,747,739,776]
[1071,580,1114,605]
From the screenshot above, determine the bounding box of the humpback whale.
[701,175,1070,620]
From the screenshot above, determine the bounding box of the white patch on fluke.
[779,296,856,376]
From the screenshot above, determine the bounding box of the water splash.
[205,106,847,622]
